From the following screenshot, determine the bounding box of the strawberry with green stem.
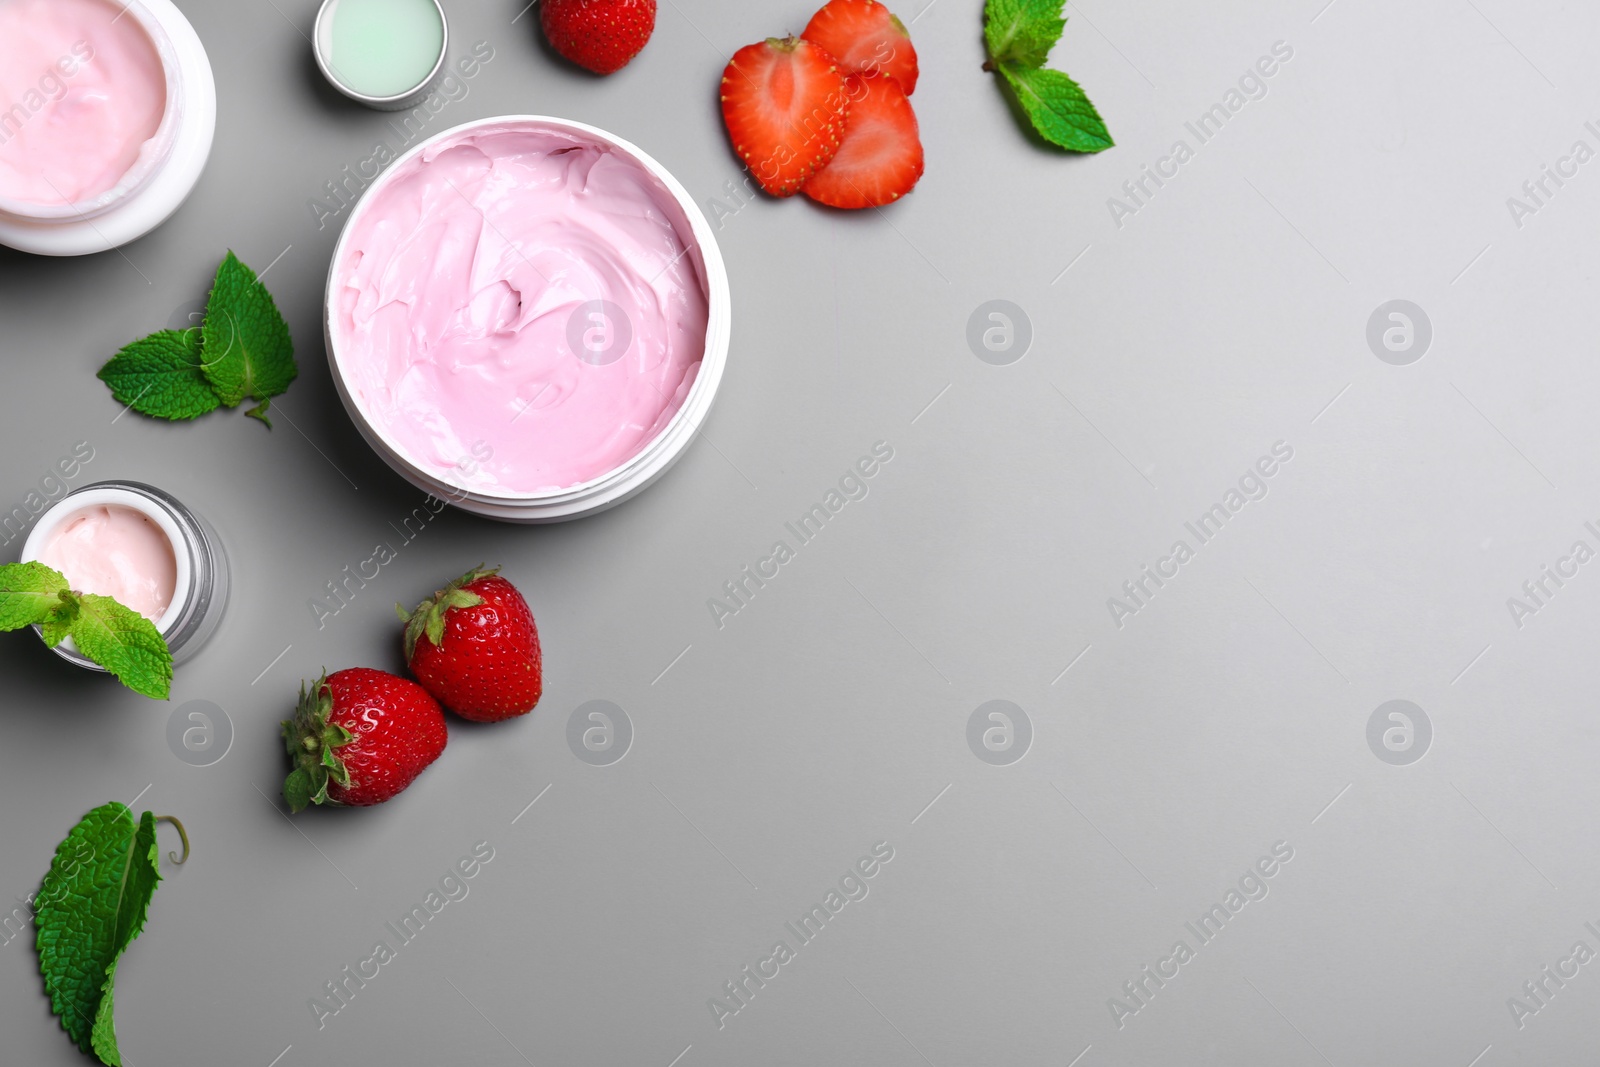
[400,566,543,723]
[281,669,448,811]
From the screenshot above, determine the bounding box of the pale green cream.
[326,0,443,98]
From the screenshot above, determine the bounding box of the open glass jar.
[19,481,228,668]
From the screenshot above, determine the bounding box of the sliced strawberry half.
[721,36,850,198]
[802,73,924,209]
[803,0,919,95]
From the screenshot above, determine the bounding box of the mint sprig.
[36,802,187,1066]
[984,0,1113,152]
[96,250,297,428]
[0,562,173,700]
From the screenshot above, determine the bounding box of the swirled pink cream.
[0,0,169,205]
[333,123,710,495]
[38,505,177,621]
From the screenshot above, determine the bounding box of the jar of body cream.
[325,116,732,523]
[0,0,216,256]
[19,482,228,668]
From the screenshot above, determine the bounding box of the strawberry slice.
[803,0,919,95]
[721,36,850,198]
[802,73,924,209]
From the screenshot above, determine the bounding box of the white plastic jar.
[324,115,732,523]
[0,0,216,256]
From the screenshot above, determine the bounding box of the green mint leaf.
[96,329,221,421]
[41,595,78,647]
[985,0,1066,69]
[200,251,297,416]
[36,803,163,1065]
[67,594,173,701]
[1001,63,1114,152]
[0,561,69,630]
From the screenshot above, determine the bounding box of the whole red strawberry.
[400,566,543,722]
[281,669,448,812]
[540,0,656,75]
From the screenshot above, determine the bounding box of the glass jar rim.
[18,482,195,637]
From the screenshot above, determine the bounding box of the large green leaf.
[1001,63,1115,152]
[69,594,172,701]
[96,329,221,421]
[200,250,297,423]
[36,804,163,1065]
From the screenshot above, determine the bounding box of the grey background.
[0,0,1593,1064]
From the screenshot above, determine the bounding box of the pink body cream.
[37,504,177,621]
[332,122,712,496]
[0,0,169,207]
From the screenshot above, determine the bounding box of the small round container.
[313,0,448,111]
[19,482,229,669]
[324,115,732,524]
[0,0,216,256]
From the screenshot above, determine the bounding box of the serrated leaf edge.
[36,804,163,1065]
[200,250,298,410]
[999,61,1115,152]
[67,593,173,701]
